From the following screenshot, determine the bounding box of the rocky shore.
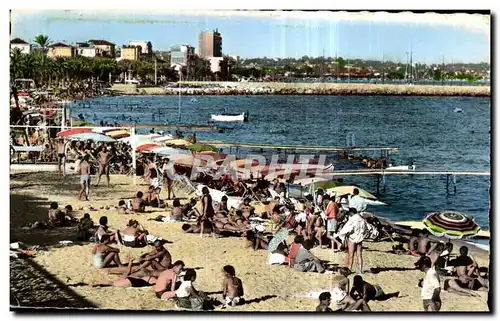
[111,81,490,97]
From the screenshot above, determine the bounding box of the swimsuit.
[58,153,65,159]
[93,253,105,268]
[127,277,153,288]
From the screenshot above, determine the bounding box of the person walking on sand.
[420,256,441,312]
[96,146,111,186]
[56,138,68,177]
[78,154,91,201]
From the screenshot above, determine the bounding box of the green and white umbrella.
[268,228,291,252]
[423,211,481,240]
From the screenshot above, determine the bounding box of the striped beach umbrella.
[423,211,481,239]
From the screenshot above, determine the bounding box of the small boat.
[387,164,416,171]
[190,98,198,103]
[454,108,463,113]
[211,112,249,122]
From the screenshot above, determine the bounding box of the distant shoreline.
[110,81,490,97]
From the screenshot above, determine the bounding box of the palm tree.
[33,34,51,58]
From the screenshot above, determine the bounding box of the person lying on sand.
[245,230,269,251]
[175,269,210,311]
[132,192,146,213]
[92,259,157,288]
[350,275,400,302]
[220,265,244,307]
[238,197,255,216]
[331,275,371,312]
[443,276,488,297]
[96,216,119,243]
[155,260,186,300]
[216,196,229,217]
[77,213,94,241]
[119,219,148,248]
[91,234,124,269]
[316,292,333,312]
[182,223,208,234]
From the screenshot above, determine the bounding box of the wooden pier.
[117,124,219,131]
[321,169,490,176]
[199,140,398,153]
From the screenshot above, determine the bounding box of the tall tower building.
[199,29,222,58]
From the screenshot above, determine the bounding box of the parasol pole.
[131,126,137,185]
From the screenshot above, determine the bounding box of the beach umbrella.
[104,129,130,139]
[264,169,300,181]
[327,185,376,200]
[149,146,190,156]
[136,143,160,152]
[66,132,116,143]
[268,228,291,252]
[423,211,481,240]
[186,143,218,153]
[165,139,191,147]
[56,128,92,138]
[175,155,209,167]
[312,180,339,191]
[196,151,227,161]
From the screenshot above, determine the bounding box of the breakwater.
[111,81,490,97]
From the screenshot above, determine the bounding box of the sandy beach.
[10,172,490,311]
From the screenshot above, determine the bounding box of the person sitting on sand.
[171,199,183,221]
[155,260,186,300]
[316,292,333,312]
[182,198,200,220]
[175,269,210,311]
[238,197,255,216]
[216,196,229,216]
[331,275,371,312]
[350,275,400,303]
[245,230,269,251]
[119,219,148,248]
[146,186,166,208]
[420,256,441,312]
[116,200,130,214]
[96,216,118,243]
[91,234,124,269]
[77,213,94,241]
[454,246,479,281]
[221,265,244,307]
[47,202,64,227]
[288,236,326,273]
[132,191,146,213]
[443,275,488,297]
[137,240,172,271]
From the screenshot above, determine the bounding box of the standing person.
[326,196,343,252]
[348,188,367,213]
[420,256,441,312]
[148,157,159,188]
[162,157,176,200]
[336,208,378,275]
[199,186,215,237]
[56,138,68,177]
[78,155,91,201]
[96,146,111,186]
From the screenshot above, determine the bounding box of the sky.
[10,10,490,64]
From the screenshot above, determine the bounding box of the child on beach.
[175,269,210,310]
[221,265,244,307]
[77,213,94,241]
[316,292,333,312]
